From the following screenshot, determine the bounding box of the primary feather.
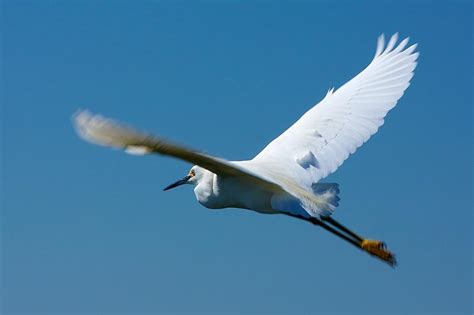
[253,33,418,189]
[73,110,284,193]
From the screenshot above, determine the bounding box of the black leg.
[321,216,364,243]
[282,213,361,248]
[282,213,397,267]
[310,217,362,249]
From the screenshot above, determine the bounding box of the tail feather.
[311,183,340,216]
[271,183,340,218]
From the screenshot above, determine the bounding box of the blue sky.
[1,1,472,314]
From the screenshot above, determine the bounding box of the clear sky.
[1,1,472,314]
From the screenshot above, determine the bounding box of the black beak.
[163,175,191,191]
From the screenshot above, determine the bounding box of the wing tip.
[374,33,418,60]
[71,109,127,149]
[72,108,94,142]
[375,33,385,57]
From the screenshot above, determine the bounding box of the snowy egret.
[74,34,418,267]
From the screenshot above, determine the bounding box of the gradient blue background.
[2,1,472,314]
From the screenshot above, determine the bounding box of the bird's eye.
[190,170,196,176]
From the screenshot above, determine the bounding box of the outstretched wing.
[254,34,419,188]
[73,110,284,192]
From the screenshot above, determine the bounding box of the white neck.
[193,169,215,206]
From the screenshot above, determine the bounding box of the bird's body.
[193,167,275,213]
[191,162,335,217]
[73,33,418,266]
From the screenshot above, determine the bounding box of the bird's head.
[163,165,204,191]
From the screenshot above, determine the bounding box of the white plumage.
[254,33,418,188]
[73,34,418,266]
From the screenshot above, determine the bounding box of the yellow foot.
[361,239,397,267]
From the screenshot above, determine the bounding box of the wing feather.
[73,110,284,192]
[254,34,419,188]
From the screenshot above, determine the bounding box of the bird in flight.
[74,33,418,267]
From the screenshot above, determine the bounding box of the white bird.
[73,34,418,266]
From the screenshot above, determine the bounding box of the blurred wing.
[254,33,419,187]
[73,110,283,192]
